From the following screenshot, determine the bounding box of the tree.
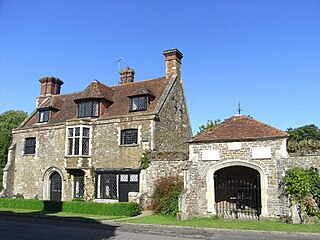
[286,124,320,152]
[0,110,28,168]
[197,119,221,135]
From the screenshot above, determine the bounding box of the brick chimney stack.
[39,76,64,96]
[119,67,135,84]
[163,48,183,80]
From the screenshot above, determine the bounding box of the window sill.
[23,153,35,156]
[129,109,147,112]
[119,144,139,147]
[65,155,91,158]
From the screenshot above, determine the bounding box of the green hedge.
[0,198,140,216]
[0,198,44,210]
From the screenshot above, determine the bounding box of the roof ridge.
[192,114,288,143]
[111,76,166,88]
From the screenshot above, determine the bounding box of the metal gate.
[214,174,261,219]
[50,172,62,201]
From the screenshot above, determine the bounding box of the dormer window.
[38,109,50,123]
[130,95,148,111]
[78,100,100,118]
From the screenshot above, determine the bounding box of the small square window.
[121,129,138,145]
[78,100,100,118]
[130,174,139,182]
[38,110,50,123]
[130,96,148,111]
[25,137,36,154]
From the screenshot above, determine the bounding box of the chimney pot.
[119,66,135,84]
[39,76,64,96]
[163,48,183,80]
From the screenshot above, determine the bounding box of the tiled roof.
[191,115,288,143]
[75,80,114,102]
[23,77,168,127]
[38,96,64,110]
[128,86,154,97]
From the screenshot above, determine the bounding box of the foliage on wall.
[282,167,320,221]
[139,152,151,169]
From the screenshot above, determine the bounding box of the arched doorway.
[214,166,261,219]
[50,172,62,201]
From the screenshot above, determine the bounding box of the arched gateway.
[214,166,261,218]
[206,160,267,219]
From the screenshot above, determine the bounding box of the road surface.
[0,214,319,240]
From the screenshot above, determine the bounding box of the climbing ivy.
[139,152,151,169]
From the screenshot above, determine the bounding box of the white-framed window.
[120,129,138,145]
[67,126,91,156]
[38,110,50,123]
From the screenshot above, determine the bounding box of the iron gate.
[214,176,261,219]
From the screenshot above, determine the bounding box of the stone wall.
[9,125,71,200]
[276,154,320,218]
[140,160,187,208]
[155,75,192,155]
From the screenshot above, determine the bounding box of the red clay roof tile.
[23,77,168,127]
[191,115,288,143]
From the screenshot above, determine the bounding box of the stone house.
[179,115,292,220]
[2,48,192,204]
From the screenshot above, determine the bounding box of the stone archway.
[214,166,261,218]
[43,167,65,201]
[206,160,268,218]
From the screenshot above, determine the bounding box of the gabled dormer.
[74,80,114,118]
[128,86,155,112]
[37,95,63,123]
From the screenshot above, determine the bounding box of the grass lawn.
[0,208,127,220]
[120,214,320,233]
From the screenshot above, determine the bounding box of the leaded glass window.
[24,137,36,154]
[130,96,148,111]
[74,170,84,199]
[78,100,100,118]
[96,174,118,199]
[121,129,138,145]
[67,126,91,156]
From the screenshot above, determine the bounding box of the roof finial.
[236,101,243,115]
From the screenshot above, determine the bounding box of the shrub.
[283,167,320,220]
[62,201,139,216]
[0,198,44,210]
[0,198,140,216]
[151,175,183,216]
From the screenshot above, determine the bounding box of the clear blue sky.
[1,0,319,134]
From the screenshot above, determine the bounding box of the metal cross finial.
[237,102,243,115]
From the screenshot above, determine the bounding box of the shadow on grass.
[0,208,120,240]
